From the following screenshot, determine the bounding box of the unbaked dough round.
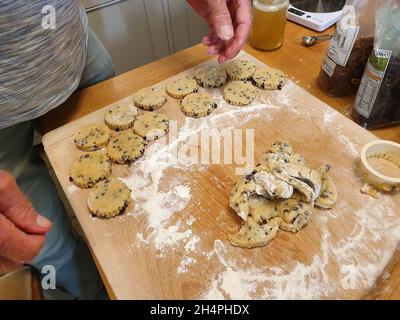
[107,130,146,164]
[225,59,257,80]
[134,87,167,111]
[74,123,111,151]
[133,112,169,141]
[181,92,217,118]
[87,179,131,218]
[69,152,111,188]
[104,104,139,130]
[166,76,198,99]
[223,81,257,106]
[195,66,227,88]
[252,66,285,90]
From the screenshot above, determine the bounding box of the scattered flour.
[184,235,200,252]
[186,216,196,226]
[331,198,400,291]
[337,133,360,158]
[323,108,338,125]
[121,136,195,254]
[177,257,197,274]
[121,85,278,262]
[67,184,78,194]
[203,229,333,300]
[116,55,400,296]
[136,232,149,246]
[269,81,301,108]
[202,194,400,299]
[153,225,192,251]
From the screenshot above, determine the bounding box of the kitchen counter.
[39,21,400,299]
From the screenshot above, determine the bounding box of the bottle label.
[354,49,392,119]
[322,56,336,77]
[326,5,359,67]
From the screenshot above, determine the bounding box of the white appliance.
[287,0,346,32]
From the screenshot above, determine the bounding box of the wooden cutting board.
[43,52,400,299]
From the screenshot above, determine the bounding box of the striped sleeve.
[0,0,89,129]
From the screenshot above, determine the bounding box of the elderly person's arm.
[187,0,252,63]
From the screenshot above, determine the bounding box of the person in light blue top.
[0,0,251,299]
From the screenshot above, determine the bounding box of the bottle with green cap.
[353,0,400,129]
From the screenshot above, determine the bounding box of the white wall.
[80,0,208,75]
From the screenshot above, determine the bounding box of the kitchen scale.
[288,0,346,32]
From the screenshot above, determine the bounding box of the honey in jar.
[250,0,289,51]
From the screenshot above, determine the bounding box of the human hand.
[0,170,52,275]
[187,0,252,63]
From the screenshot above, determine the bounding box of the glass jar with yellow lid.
[250,0,289,51]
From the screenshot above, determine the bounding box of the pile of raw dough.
[229,140,338,248]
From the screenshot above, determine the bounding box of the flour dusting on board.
[116,54,400,297]
[121,88,278,259]
[202,194,400,299]
[337,133,360,158]
[331,197,400,291]
[67,185,78,195]
[324,108,338,125]
[121,138,195,254]
[203,229,334,300]
[177,257,197,274]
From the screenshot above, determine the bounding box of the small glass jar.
[250,0,289,51]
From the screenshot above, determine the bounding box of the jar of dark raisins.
[318,37,374,96]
